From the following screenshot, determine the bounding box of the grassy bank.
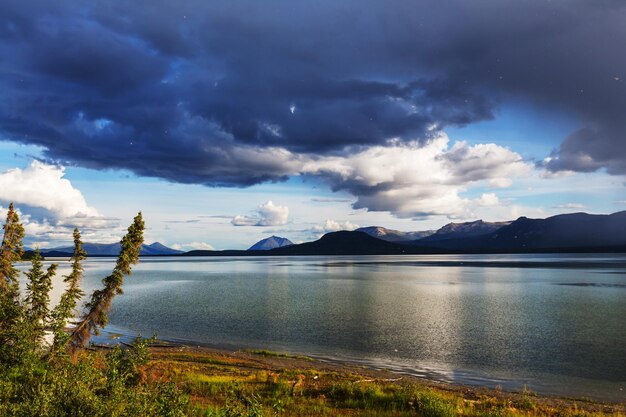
[141,345,624,417]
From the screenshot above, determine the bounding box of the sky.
[0,0,625,250]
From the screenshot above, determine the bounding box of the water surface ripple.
[44,254,626,402]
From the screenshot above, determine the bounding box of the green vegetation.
[147,347,624,417]
[247,349,313,361]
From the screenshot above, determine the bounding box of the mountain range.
[355,220,509,244]
[185,211,626,256]
[38,211,626,257]
[415,220,511,243]
[355,226,435,242]
[40,242,182,256]
[270,231,430,255]
[422,211,626,251]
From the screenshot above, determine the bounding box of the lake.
[42,254,626,402]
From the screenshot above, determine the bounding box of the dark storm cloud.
[543,126,626,175]
[0,0,625,186]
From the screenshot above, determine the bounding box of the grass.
[247,349,314,361]
[143,347,625,417]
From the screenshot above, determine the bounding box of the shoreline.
[95,329,625,411]
[139,342,625,415]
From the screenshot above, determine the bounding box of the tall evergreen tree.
[0,203,25,364]
[0,203,24,295]
[24,249,57,344]
[50,228,86,354]
[70,212,144,348]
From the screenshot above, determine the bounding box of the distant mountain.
[40,242,183,256]
[141,242,184,255]
[356,221,508,245]
[40,250,78,257]
[356,226,435,242]
[414,212,626,251]
[269,231,443,255]
[417,220,511,243]
[248,236,294,251]
[182,249,252,256]
[183,232,441,256]
[479,211,626,250]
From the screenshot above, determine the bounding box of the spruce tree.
[24,249,57,344]
[70,212,144,348]
[0,203,25,364]
[0,203,25,294]
[0,206,147,356]
[50,228,86,354]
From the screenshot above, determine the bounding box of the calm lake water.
[42,254,626,401]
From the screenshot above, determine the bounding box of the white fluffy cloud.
[476,193,500,207]
[0,161,98,218]
[232,200,289,226]
[551,203,585,210]
[168,133,532,223]
[190,132,532,221]
[0,161,119,244]
[301,133,531,219]
[171,242,215,251]
[311,219,359,238]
